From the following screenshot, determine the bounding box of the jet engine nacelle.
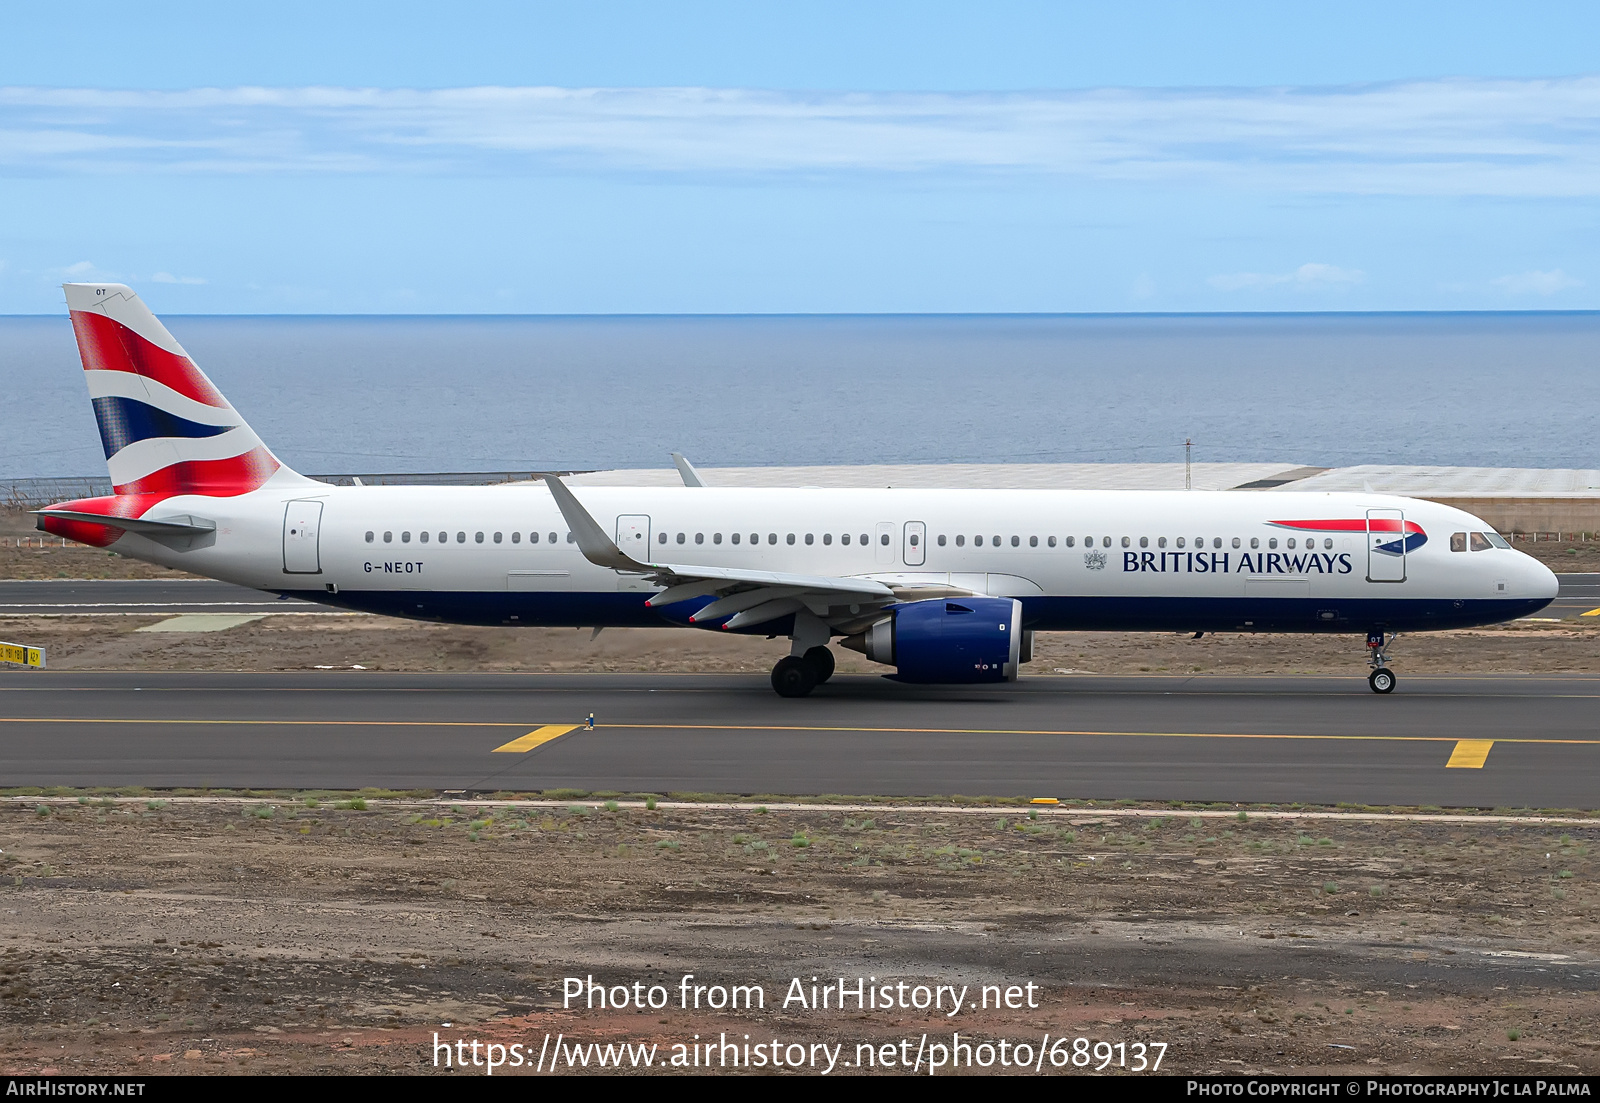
[842,597,1023,683]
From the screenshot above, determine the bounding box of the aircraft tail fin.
[42,284,316,546]
[62,283,314,499]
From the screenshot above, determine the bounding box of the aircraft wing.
[543,474,895,630]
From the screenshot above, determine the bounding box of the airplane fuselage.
[99,483,1557,635]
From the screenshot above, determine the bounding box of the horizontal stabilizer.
[33,509,216,536]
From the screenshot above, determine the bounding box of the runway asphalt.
[4,574,1597,617]
[0,579,311,615]
[1,671,1596,808]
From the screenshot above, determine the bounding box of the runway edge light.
[0,641,45,669]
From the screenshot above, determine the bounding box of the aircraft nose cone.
[1536,560,1559,600]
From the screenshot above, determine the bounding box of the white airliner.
[37,283,1558,696]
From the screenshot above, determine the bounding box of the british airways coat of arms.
[1084,550,1107,570]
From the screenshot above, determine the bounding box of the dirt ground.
[0,798,1593,1076]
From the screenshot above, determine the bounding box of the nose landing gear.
[1366,631,1397,693]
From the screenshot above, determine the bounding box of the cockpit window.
[1469,532,1493,552]
[1450,532,1467,552]
[1485,531,1511,549]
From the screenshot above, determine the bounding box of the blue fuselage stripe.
[277,589,1552,634]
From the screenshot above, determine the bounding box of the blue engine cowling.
[849,597,1023,684]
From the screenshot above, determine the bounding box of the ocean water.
[2,312,1597,479]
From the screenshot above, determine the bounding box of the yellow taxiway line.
[492,724,581,753]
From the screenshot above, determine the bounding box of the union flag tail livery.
[37,282,1558,696]
[40,284,314,546]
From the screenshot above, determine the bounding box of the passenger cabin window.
[696,533,705,544]
[549,532,558,544]
[1013,536,1022,547]
[787,534,795,545]
[769,533,778,545]
[1470,532,1493,552]
[731,532,741,544]
[531,532,541,544]
[1232,537,1240,549]
[1119,536,1129,548]
[457,532,466,543]
[1064,536,1075,547]
[1047,536,1056,547]
[475,532,485,544]
[1250,537,1259,549]
[955,535,965,547]
[383,531,393,543]
[1175,537,1185,548]
[422,531,431,543]
[493,532,502,543]
[860,533,869,545]
[364,531,374,543]
[826,533,835,545]
[401,531,411,543]
[1030,536,1038,547]
[1158,537,1167,548]
[509,532,518,543]
[714,533,723,544]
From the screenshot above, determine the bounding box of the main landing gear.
[1366,630,1397,694]
[771,647,834,698]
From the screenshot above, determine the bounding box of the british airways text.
[1122,552,1353,575]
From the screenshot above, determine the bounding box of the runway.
[1,671,1597,808]
[0,579,312,615]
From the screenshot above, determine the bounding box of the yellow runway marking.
[1583,608,1600,617]
[1447,739,1495,768]
[493,725,581,753]
[0,719,1595,748]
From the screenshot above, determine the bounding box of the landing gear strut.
[1366,631,1397,694]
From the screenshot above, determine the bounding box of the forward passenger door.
[1366,509,1407,583]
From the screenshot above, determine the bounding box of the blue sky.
[2,1,1597,313]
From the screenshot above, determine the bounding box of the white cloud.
[1491,269,1584,295]
[62,260,95,275]
[150,271,206,285]
[1208,263,1365,292]
[1,77,1599,195]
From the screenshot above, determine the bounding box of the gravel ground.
[0,798,1594,1076]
